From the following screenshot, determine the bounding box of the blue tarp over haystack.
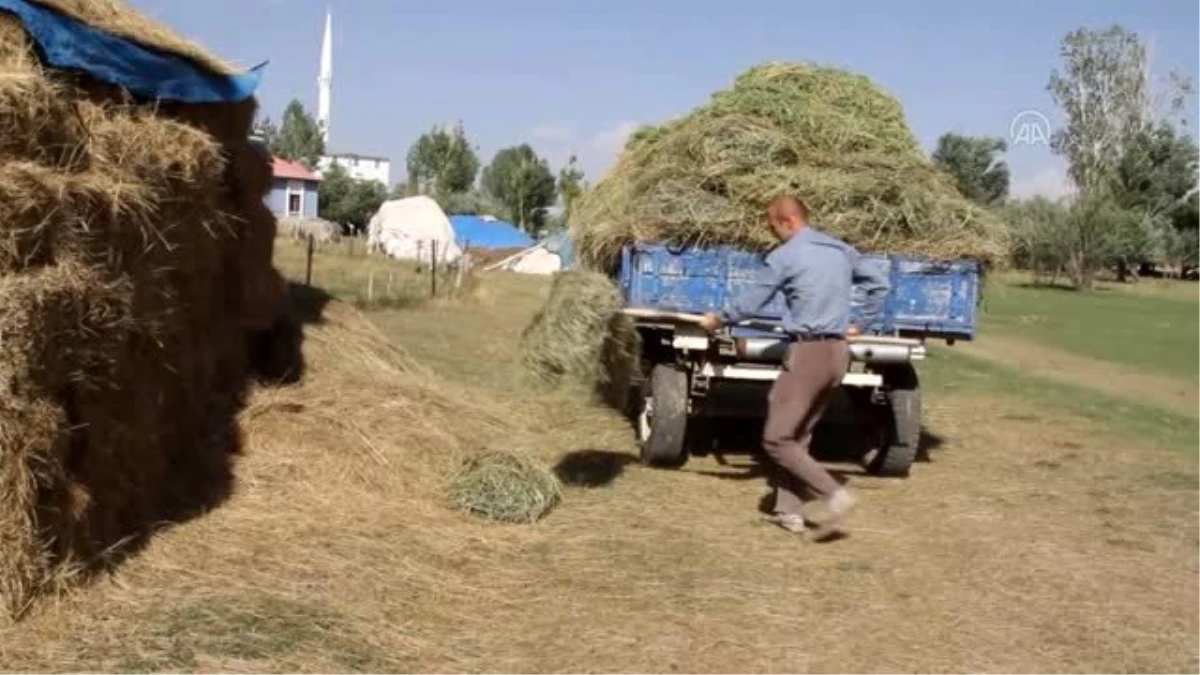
[450,215,534,250]
[0,0,262,103]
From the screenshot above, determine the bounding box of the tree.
[1048,25,1192,194]
[318,164,386,234]
[931,133,1009,206]
[271,99,325,168]
[405,122,480,199]
[437,189,503,216]
[481,144,557,233]
[557,155,586,220]
[253,115,278,147]
[1116,125,1198,217]
[1004,197,1074,285]
[1046,25,1193,288]
[1111,124,1200,277]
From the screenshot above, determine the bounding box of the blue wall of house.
[266,178,320,218]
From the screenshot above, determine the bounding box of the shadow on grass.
[553,450,635,488]
[65,283,329,609]
[248,282,323,386]
[1012,281,1087,293]
[689,423,947,486]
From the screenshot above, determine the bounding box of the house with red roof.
[268,157,323,219]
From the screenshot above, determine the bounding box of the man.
[699,195,889,541]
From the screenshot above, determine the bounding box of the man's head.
[766,195,809,241]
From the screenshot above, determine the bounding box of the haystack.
[570,62,1008,269]
[448,450,561,524]
[519,271,640,409]
[0,0,284,616]
[243,292,562,524]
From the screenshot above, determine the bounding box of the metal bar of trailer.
[620,308,922,346]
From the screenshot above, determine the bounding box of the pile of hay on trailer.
[570,62,1008,270]
[0,0,285,616]
[522,62,1006,398]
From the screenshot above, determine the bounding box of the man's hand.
[846,325,861,338]
[698,313,723,333]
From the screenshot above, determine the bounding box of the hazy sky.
[130,0,1199,198]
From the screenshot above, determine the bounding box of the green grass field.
[980,274,1199,381]
[272,236,458,307]
[924,347,1198,454]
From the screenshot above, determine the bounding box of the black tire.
[866,365,921,477]
[639,364,690,468]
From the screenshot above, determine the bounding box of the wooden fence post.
[367,270,375,302]
[305,233,315,286]
[455,241,469,294]
[431,240,439,298]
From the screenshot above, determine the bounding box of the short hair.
[769,194,810,221]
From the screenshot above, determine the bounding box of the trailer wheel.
[638,364,689,468]
[866,365,921,477]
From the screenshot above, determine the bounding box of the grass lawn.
[272,236,451,306]
[924,346,1199,454]
[979,274,1199,382]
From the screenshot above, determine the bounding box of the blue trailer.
[617,242,980,476]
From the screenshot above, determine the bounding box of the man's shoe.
[763,512,808,535]
[808,489,857,542]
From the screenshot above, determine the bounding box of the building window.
[286,180,304,216]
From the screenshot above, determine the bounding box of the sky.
[131,0,1199,199]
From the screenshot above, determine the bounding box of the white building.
[314,9,391,188]
[318,153,391,186]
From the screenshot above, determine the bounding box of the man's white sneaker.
[809,489,857,542]
[764,512,808,535]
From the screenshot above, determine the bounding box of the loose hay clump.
[447,450,562,524]
[519,271,640,407]
[570,61,1008,269]
[0,4,285,617]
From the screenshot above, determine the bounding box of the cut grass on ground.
[1,271,1195,673]
[980,274,1199,381]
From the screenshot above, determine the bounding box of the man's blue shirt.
[718,227,890,335]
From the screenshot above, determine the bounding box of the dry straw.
[519,271,640,408]
[0,4,284,617]
[570,62,1008,269]
[447,450,562,524]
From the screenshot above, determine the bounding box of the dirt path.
[960,331,1199,417]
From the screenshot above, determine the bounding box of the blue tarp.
[0,0,262,103]
[450,215,534,250]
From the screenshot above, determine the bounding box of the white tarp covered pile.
[485,231,572,275]
[508,246,562,274]
[367,195,463,263]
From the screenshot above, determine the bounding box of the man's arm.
[850,251,890,332]
[718,259,785,326]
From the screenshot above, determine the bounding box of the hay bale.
[519,271,639,406]
[279,216,341,244]
[447,450,562,524]
[570,62,1007,269]
[28,0,242,75]
[0,4,282,616]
